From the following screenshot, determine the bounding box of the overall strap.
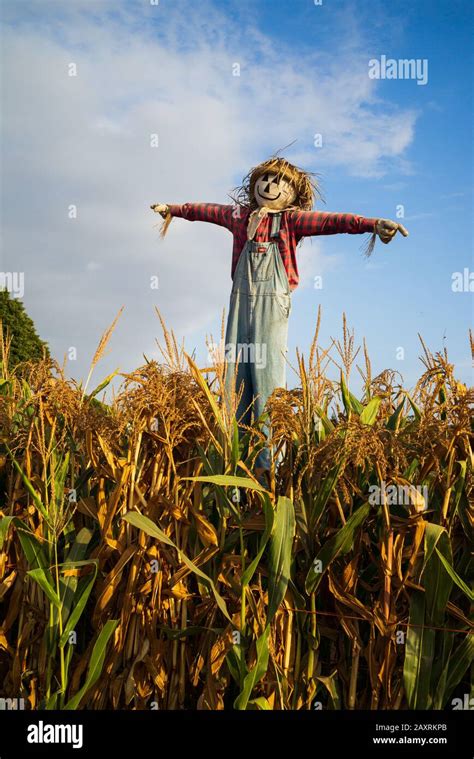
[270,212,282,238]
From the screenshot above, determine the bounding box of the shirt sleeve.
[168,203,235,232]
[290,210,378,238]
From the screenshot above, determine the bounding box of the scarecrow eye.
[261,173,269,183]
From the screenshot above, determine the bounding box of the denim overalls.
[224,212,291,469]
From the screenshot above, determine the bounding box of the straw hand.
[376,218,409,244]
[150,204,169,218]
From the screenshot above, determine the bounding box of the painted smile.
[256,187,281,201]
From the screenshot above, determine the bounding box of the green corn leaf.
[453,460,467,513]
[0,378,12,395]
[305,502,370,594]
[315,670,341,710]
[27,568,61,608]
[226,645,245,686]
[314,405,335,436]
[440,633,474,707]
[6,450,49,521]
[158,625,222,640]
[359,397,382,426]
[386,398,406,431]
[432,632,454,709]
[59,561,98,647]
[452,461,468,536]
[63,643,75,694]
[45,693,58,710]
[349,392,363,414]
[234,625,270,710]
[185,474,267,492]
[340,371,350,416]
[194,445,241,521]
[406,393,421,421]
[86,369,119,400]
[340,372,363,416]
[231,418,240,469]
[59,528,94,625]
[64,619,119,710]
[456,491,472,541]
[267,496,295,622]
[248,696,271,710]
[438,384,447,420]
[124,512,175,547]
[403,591,435,709]
[310,461,344,529]
[241,492,274,588]
[0,516,15,550]
[0,516,49,571]
[123,511,232,622]
[434,547,474,602]
[403,458,419,480]
[186,354,227,436]
[421,524,453,625]
[54,452,70,493]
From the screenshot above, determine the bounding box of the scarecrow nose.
[264,183,271,193]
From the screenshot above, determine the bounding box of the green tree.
[0,289,50,368]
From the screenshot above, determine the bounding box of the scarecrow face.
[253,172,296,210]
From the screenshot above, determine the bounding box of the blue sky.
[1,0,472,392]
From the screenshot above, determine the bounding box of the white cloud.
[1,0,418,382]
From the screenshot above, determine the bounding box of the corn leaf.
[59,527,94,625]
[386,398,406,430]
[340,372,363,416]
[314,405,335,435]
[434,547,473,602]
[310,460,344,529]
[421,524,453,625]
[241,492,274,588]
[234,625,270,710]
[27,568,61,608]
[359,397,382,426]
[64,619,119,710]
[0,516,49,571]
[305,502,370,594]
[86,369,119,400]
[431,632,454,709]
[267,496,295,622]
[6,451,49,521]
[248,696,271,710]
[406,393,421,421]
[440,633,474,707]
[316,670,341,709]
[186,354,227,436]
[59,561,98,647]
[403,591,435,709]
[186,474,267,492]
[123,511,232,622]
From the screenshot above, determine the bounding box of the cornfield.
[0,310,472,711]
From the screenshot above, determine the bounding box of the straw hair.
[231,156,321,211]
[160,210,173,238]
[362,231,377,258]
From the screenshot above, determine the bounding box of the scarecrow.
[151,157,408,480]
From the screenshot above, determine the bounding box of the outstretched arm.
[290,210,408,243]
[290,210,377,237]
[151,203,235,232]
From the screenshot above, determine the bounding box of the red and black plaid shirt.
[168,203,377,290]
